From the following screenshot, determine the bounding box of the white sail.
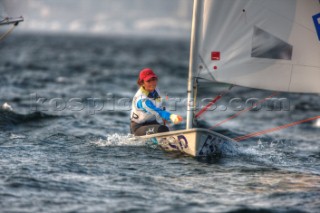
[196,0,320,93]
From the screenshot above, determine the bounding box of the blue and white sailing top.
[130,87,171,124]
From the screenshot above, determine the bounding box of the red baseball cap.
[139,68,158,81]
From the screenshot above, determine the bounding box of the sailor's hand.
[170,114,183,124]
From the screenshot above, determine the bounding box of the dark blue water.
[0,33,319,213]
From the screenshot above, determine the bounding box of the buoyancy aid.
[130,87,171,124]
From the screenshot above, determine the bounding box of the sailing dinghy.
[136,0,320,157]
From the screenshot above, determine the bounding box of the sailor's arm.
[137,99,182,124]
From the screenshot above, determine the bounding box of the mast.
[186,0,203,129]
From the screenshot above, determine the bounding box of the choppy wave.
[236,138,320,175]
[0,107,58,130]
[0,33,319,213]
[90,133,145,147]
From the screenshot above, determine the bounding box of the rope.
[0,23,16,42]
[209,92,279,129]
[195,85,233,119]
[234,115,320,142]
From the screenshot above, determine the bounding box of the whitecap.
[1,102,13,111]
[9,133,26,139]
[90,133,145,147]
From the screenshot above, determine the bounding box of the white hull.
[138,128,237,157]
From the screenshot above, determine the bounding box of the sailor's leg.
[134,124,169,136]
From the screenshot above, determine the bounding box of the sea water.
[0,33,319,213]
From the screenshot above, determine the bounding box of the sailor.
[130,68,183,136]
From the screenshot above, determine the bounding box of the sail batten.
[197,0,320,93]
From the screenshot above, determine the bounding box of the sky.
[1,0,193,38]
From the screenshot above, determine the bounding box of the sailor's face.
[143,77,158,92]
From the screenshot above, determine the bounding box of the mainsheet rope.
[201,90,319,142]
[233,115,320,142]
[195,85,234,119]
[209,92,279,129]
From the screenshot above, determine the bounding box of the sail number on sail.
[313,13,320,41]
